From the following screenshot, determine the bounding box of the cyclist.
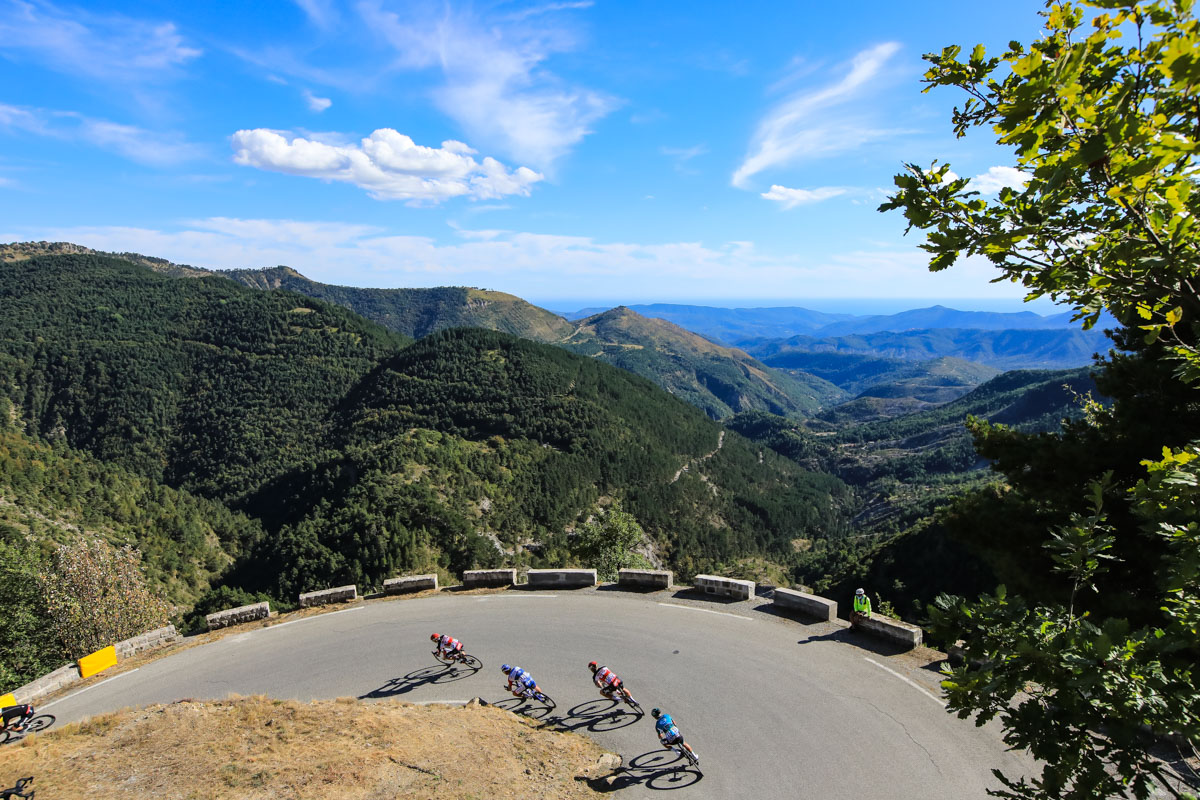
[588,661,630,703]
[430,632,464,661]
[0,703,34,734]
[651,708,698,761]
[500,664,541,699]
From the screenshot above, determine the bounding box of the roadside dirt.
[0,695,612,799]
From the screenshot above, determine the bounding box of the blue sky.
[0,0,1056,311]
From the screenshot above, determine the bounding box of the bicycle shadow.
[587,749,703,792]
[556,698,642,733]
[358,662,476,699]
[490,695,557,723]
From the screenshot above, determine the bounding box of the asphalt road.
[42,588,1029,798]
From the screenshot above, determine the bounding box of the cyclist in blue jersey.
[650,707,697,761]
[500,664,541,699]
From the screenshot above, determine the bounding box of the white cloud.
[0,0,200,85]
[302,89,332,112]
[231,128,544,204]
[971,165,1031,194]
[21,218,1028,301]
[761,184,846,209]
[293,0,337,29]
[359,1,615,171]
[0,102,201,166]
[733,42,904,189]
[661,144,707,175]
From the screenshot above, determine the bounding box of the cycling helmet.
[430,633,440,641]
[501,664,512,674]
[588,661,598,672]
[650,708,661,719]
[855,588,865,596]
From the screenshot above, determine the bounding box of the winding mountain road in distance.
[44,589,1029,798]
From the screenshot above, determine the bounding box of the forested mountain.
[558,306,845,417]
[223,267,576,342]
[742,327,1110,370]
[0,254,854,623]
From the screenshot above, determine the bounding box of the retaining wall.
[693,574,755,601]
[299,585,358,608]
[617,569,673,590]
[206,603,271,631]
[384,574,439,595]
[855,614,923,649]
[463,569,516,588]
[13,663,81,704]
[115,624,182,657]
[526,569,596,588]
[773,588,837,621]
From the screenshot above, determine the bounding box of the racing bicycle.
[1,715,54,745]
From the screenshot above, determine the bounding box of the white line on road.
[657,602,749,620]
[412,700,469,706]
[476,595,559,601]
[43,668,140,710]
[256,606,363,632]
[863,657,946,707]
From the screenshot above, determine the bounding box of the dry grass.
[1,696,610,799]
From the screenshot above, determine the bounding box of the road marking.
[657,602,749,620]
[43,668,139,710]
[863,657,946,707]
[476,595,559,601]
[257,606,363,632]
[412,700,469,706]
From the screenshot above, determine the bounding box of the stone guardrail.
[617,569,673,590]
[299,585,358,608]
[772,588,837,622]
[115,624,182,657]
[463,569,516,588]
[206,603,271,631]
[694,574,755,601]
[854,614,923,649]
[526,569,596,588]
[384,574,438,595]
[10,624,182,704]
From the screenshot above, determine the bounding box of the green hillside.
[224,267,576,342]
[0,254,853,610]
[561,307,846,418]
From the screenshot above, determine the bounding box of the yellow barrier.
[0,693,14,707]
[78,645,117,679]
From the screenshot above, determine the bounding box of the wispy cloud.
[761,184,846,209]
[22,218,1020,300]
[302,88,332,113]
[231,128,543,204]
[0,102,202,166]
[661,144,707,175]
[293,0,337,29]
[733,42,903,189]
[0,0,200,86]
[359,1,616,171]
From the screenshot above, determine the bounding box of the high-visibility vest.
[854,595,871,614]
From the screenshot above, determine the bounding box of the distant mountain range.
[555,302,1116,343]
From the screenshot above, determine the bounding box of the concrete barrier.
[854,614,924,649]
[526,569,596,589]
[206,603,270,631]
[12,663,81,704]
[463,569,516,589]
[384,574,439,595]
[693,574,755,601]
[618,569,673,590]
[115,624,182,657]
[299,585,358,608]
[773,588,837,621]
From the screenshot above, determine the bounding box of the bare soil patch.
[1,696,610,799]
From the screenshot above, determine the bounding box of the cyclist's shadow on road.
[358,662,479,699]
[556,698,641,733]
[489,696,558,723]
[588,750,703,792]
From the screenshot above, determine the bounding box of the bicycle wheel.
[534,691,556,710]
[26,715,54,734]
[457,653,483,670]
